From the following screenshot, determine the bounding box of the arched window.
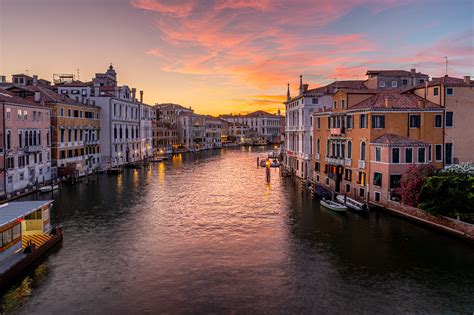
[360,141,366,161]
[347,140,352,159]
[317,139,320,154]
[326,140,330,157]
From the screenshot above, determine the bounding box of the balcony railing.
[344,158,352,166]
[315,153,320,160]
[358,160,366,169]
[24,145,42,153]
[330,127,345,136]
[325,156,345,166]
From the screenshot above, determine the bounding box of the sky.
[0,0,473,115]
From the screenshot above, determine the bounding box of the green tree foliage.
[419,168,474,221]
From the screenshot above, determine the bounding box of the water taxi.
[320,199,348,212]
[0,201,62,288]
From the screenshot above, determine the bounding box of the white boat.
[336,195,368,213]
[320,199,347,212]
[39,184,60,193]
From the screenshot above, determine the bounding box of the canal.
[1,147,473,313]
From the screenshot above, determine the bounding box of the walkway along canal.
[1,147,473,313]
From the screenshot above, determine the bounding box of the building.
[411,75,473,164]
[284,76,367,179]
[219,110,281,143]
[138,95,154,160]
[227,122,250,143]
[154,103,192,153]
[7,78,101,177]
[178,112,206,151]
[0,89,52,197]
[57,65,142,168]
[204,116,222,149]
[364,69,429,90]
[313,88,444,205]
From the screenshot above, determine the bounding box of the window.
[374,192,381,202]
[317,117,321,129]
[428,144,432,162]
[6,107,10,119]
[375,147,382,162]
[402,79,408,85]
[372,115,385,128]
[359,114,367,128]
[312,98,318,104]
[379,81,386,88]
[409,114,421,128]
[60,108,64,116]
[392,148,400,163]
[446,87,454,96]
[316,139,320,154]
[345,183,351,193]
[344,169,352,181]
[405,148,413,163]
[391,81,398,88]
[419,79,425,84]
[360,142,366,161]
[373,172,382,187]
[6,130,11,150]
[359,187,365,198]
[435,114,442,128]
[445,112,453,127]
[347,141,352,159]
[341,100,346,108]
[6,157,14,169]
[390,174,402,189]
[433,87,439,96]
[418,147,426,163]
[346,115,353,129]
[445,143,453,164]
[333,100,337,109]
[435,144,443,162]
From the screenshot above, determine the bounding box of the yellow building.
[313,89,444,204]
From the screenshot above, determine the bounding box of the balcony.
[24,145,42,153]
[325,156,345,166]
[358,160,366,169]
[315,153,320,160]
[85,140,99,145]
[330,127,345,137]
[344,158,352,166]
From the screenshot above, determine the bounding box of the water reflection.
[1,147,473,313]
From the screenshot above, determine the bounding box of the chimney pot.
[411,68,416,74]
[384,98,393,108]
[464,76,471,84]
[132,88,136,101]
[140,90,143,103]
[33,75,38,86]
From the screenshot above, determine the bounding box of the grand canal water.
[1,147,473,313]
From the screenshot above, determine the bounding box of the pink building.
[369,134,432,205]
[0,89,52,197]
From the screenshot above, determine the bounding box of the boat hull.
[0,228,63,290]
[320,200,347,212]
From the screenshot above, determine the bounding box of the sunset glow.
[1,0,473,115]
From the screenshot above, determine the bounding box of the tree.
[419,163,474,221]
[398,164,436,207]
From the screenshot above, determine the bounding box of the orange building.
[313,89,444,205]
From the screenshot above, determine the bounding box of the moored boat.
[39,184,60,193]
[320,199,348,212]
[0,201,63,289]
[336,195,369,213]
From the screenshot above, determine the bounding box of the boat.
[38,184,60,193]
[320,199,348,212]
[259,159,268,167]
[270,159,280,167]
[0,201,63,289]
[336,195,369,213]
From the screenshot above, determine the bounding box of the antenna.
[444,56,448,76]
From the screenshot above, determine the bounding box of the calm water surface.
[1,147,473,314]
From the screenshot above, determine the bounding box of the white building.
[57,65,143,168]
[138,92,154,159]
[284,76,367,179]
[219,110,281,143]
[178,112,206,151]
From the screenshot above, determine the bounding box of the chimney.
[411,68,416,75]
[34,91,41,102]
[33,75,38,86]
[299,75,303,95]
[303,84,309,92]
[464,76,471,84]
[132,88,136,101]
[140,90,143,103]
[286,83,291,101]
[94,86,100,96]
[424,80,428,98]
[384,98,394,108]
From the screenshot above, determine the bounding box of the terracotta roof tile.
[349,90,441,110]
[0,88,45,107]
[425,75,473,87]
[366,70,429,77]
[371,134,429,146]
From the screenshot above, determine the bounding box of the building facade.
[219,110,281,143]
[0,90,52,196]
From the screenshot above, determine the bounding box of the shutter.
[381,115,385,128]
[371,115,375,128]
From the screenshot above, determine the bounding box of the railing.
[24,145,42,153]
[85,140,99,145]
[358,160,366,169]
[344,158,352,166]
[315,153,320,160]
[325,156,345,166]
[330,128,342,135]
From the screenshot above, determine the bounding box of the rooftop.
[0,200,53,227]
[0,88,46,107]
[366,69,429,77]
[349,90,441,110]
[425,75,473,87]
[371,134,429,146]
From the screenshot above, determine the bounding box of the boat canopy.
[0,201,53,228]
